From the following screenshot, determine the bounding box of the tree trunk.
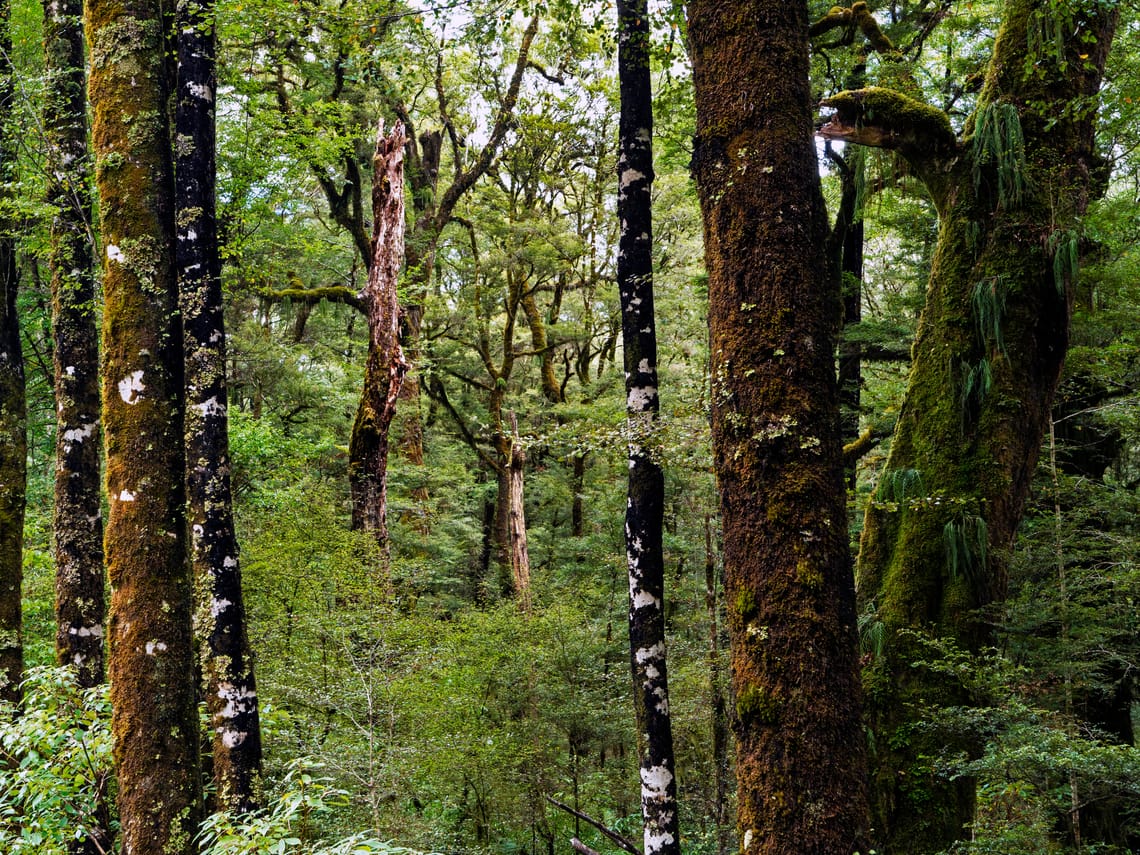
[819,1,1119,848]
[176,0,262,812]
[348,121,408,553]
[44,0,105,691]
[688,0,871,850]
[617,4,680,854]
[0,0,23,704]
[506,412,531,612]
[704,516,729,855]
[88,0,202,844]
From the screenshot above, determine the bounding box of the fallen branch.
[544,796,643,855]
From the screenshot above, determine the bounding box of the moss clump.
[796,559,823,590]
[736,684,780,725]
[735,588,757,621]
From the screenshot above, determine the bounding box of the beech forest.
[0,0,1137,851]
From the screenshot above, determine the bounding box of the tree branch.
[544,796,643,855]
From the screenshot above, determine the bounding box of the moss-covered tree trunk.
[0,0,23,707]
[617,2,680,853]
[176,0,262,812]
[87,0,202,844]
[687,0,870,851]
[44,0,105,691]
[348,121,408,553]
[820,0,1119,849]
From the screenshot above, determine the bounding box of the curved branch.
[810,2,895,54]
[265,285,366,313]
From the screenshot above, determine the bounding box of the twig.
[544,796,643,855]
[571,838,602,855]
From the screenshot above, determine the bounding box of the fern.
[858,609,886,658]
[972,277,1008,357]
[1047,228,1079,296]
[943,514,989,582]
[876,467,927,503]
[972,103,1029,209]
[959,358,993,429]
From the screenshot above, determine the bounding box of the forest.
[0,0,1137,850]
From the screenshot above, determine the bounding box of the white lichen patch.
[637,358,651,374]
[640,763,674,794]
[118,489,136,502]
[118,370,145,404]
[631,588,659,611]
[145,640,168,655]
[62,422,97,446]
[68,624,104,638]
[223,556,238,568]
[217,682,257,719]
[221,728,248,748]
[743,829,755,852]
[644,829,676,855]
[211,598,233,617]
[65,365,75,376]
[106,244,125,263]
[194,396,225,418]
[635,641,666,665]
[186,81,213,101]
[628,385,658,411]
[620,168,647,188]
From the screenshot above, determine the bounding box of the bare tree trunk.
[88,0,202,844]
[348,121,408,553]
[0,0,23,704]
[617,4,680,853]
[177,0,262,812]
[688,0,871,849]
[507,412,531,612]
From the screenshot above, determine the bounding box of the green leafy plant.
[972,103,1029,209]
[972,278,1009,358]
[943,514,988,582]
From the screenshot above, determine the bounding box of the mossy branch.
[810,2,895,54]
[264,285,365,314]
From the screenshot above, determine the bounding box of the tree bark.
[688,0,871,851]
[506,412,531,612]
[0,0,23,706]
[88,0,202,844]
[177,0,262,812]
[617,5,680,855]
[348,121,408,552]
[820,1,1119,848]
[44,0,105,691]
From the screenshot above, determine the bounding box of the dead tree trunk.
[348,121,408,553]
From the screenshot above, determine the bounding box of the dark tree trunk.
[44,0,105,690]
[176,0,262,812]
[819,0,1119,848]
[704,516,729,855]
[688,0,871,850]
[348,121,408,553]
[617,4,680,854]
[0,0,23,705]
[88,0,202,844]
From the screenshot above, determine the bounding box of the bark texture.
[0,0,23,707]
[348,121,408,551]
[819,0,1119,848]
[617,2,680,854]
[177,0,262,812]
[44,0,105,690]
[506,412,531,612]
[87,0,202,844]
[688,0,870,851]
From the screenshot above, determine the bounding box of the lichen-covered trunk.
[176,0,262,812]
[688,0,870,851]
[87,0,202,844]
[617,3,681,854]
[0,0,22,702]
[348,122,408,552]
[849,0,1119,849]
[44,0,105,690]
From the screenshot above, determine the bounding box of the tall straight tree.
[616,3,680,855]
[819,0,1120,846]
[0,0,23,707]
[177,0,262,811]
[44,0,105,689]
[687,0,870,851]
[88,0,202,846]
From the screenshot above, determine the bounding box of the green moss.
[796,559,823,590]
[735,588,757,621]
[736,684,780,725]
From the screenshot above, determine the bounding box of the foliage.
[0,667,115,853]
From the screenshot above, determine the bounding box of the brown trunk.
[88,0,202,840]
[688,0,871,850]
[348,121,409,553]
[507,412,531,612]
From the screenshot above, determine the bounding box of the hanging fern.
[971,277,1008,357]
[959,358,993,429]
[858,609,886,659]
[1047,228,1079,296]
[972,103,1029,209]
[875,467,926,503]
[943,514,988,582]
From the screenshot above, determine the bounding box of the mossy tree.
[87,0,202,845]
[688,0,871,852]
[617,0,680,852]
[44,0,105,691]
[818,0,1120,849]
[0,0,23,708]
[177,0,262,811]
